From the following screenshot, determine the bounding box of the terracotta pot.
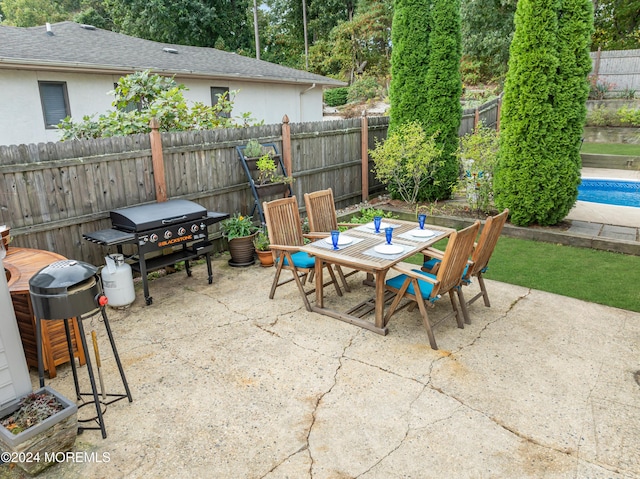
[227,234,256,267]
[256,249,274,267]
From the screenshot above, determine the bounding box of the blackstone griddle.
[83,200,229,305]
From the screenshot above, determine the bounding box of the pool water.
[578,178,640,208]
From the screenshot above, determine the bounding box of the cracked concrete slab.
[2,257,639,479]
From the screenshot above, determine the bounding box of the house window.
[211,87,230,118]
[38,81,70,128]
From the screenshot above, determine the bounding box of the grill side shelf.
[83,229,136,246]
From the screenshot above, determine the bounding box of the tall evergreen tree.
[388,0,431,132]
[495,0,593,226]
[551,0,594,220]
[389,0,461,201]
[423,0,462,199]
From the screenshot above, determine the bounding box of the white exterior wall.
[175,77,323,125]
[0,70,120,146]
[0,69,324,146]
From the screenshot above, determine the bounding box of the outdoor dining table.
[300,219,455,335]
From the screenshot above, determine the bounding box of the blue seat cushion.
[423,258,441,271]
[423,258,473,282]
[386,270,438,302]
[276,251,316,269]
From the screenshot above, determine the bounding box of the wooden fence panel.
[0,99,500,265]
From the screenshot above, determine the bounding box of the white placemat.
[310,235,363,250]
[362,243,412,260]
[397,228,444,242]
[353,222,400,234]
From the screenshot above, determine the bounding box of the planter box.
[255,182,290,198]
[0,386,77,474]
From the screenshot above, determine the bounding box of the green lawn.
[581,142,640,156]
[405,236,640,312]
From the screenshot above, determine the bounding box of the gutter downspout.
[299,83,316,122]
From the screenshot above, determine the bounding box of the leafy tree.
[495,0,594,226]
[460,0,517,81]
[0,0,70,26]
[592,0,640,50]
[73,1,114,30]
[307,0,356,42]
[58,70,259,140]
[106,0,254,53]
[310,0,392,81]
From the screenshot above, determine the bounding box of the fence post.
[474,107,480,131]
[281,115,292,178]
[594,46,601,77]
[496,97,502,133]
[361,111,369,202]
[149,118,167,202]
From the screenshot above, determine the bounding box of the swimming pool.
[578,178,640,208]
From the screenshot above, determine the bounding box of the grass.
[581,142,640,156]
[405,236,640,313]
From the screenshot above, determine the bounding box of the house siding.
[0,70,324,146]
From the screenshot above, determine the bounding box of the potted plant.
[255,153,294,198]
[0,386,78,474]
[220,213,259,267]
[244,139,264,158]
[253,230,273,267]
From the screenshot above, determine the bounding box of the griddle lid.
[110,199,207,232]
[29,260,98,295]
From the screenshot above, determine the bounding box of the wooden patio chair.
[263,196,343,311]
[384,221,480,350]
[303,188,359,291]
[422,209,509,323]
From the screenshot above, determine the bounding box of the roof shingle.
[0,21,345,87]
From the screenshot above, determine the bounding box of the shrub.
[456,124,499,213]
[369,121,443,205]
[347,77,380,103]
[348,207,397,224]
[324,88,349,107]
[58,70,258,140]
[588,74,616,100]
[617,105,640,126]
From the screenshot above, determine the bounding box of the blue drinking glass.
[331,230,340,250]
[418,214,426,229]
[373,216,382,233]
[385,226,393,245]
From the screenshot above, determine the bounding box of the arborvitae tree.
[388,0,431,132]
[550,0,594,221]
[495,0,592,226]
[422,0,462,200]
[388,0,462,201]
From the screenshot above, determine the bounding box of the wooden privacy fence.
[0,99,501,266]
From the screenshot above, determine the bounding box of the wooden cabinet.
[4,248,86,378]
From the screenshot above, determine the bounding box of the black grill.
[83,200,229,305]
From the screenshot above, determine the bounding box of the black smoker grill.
[30,259,132,438]
[83,200,229,305]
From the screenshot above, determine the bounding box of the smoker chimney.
[46,23,53,36]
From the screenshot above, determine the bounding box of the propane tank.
[101,254,135,307]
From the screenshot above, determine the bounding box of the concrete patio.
[2,252,638,478]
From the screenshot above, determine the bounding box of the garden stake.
[91,331,106,400]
